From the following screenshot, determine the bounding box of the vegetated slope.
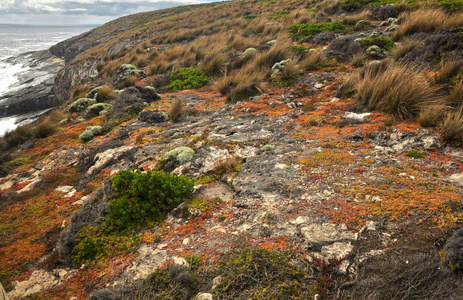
[1,0,463,299]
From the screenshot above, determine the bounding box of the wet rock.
[326,37,363,62]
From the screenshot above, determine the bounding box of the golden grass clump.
[95,86,118,103]
[103,60,121,76]
[200,51,230,77]
[417,105,449,127]
[445,79,463,107]
[217,64,265,102]
[116,75,138,89]
[70,85,90,102]
[391,8,463,41]
[169,97,184,122]
[340,10,372,25]
[434,58,463,85]
[300,50,330,71]
[441,108,463,144]
[391,38,423,62]
[356,61,440,120]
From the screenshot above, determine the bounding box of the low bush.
[406,150,426,159]
[290,22,346,40]
[358,36,395,51]
[2,125,34,149]
[437,0,463,12]
[163,146,195,165]
[108,169,194,231]
[34,122,57,139]
[217,64,265,102]
[213,247,311,299]
[137,264,199,299]
[163,68,209,92]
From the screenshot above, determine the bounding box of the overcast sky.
[0,0,224,25]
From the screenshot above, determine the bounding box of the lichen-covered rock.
[80,125,102,142]
[139,110,169,124]
[271,59,291,76]
[110,64,146,85]
[242,47,257,56]
[68,97,96,113]
[163,146,195,165]
[261,144,275,151]
[85,103,113,119]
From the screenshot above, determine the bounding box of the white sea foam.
[0,116,17,137]
[0,61,30,99]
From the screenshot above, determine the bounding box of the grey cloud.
[1,0,211,16]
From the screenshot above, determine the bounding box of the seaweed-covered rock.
[139,110,169,124]
[326,37,363,62]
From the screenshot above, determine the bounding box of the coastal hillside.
[1,0,463,299]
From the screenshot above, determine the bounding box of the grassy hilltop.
[1,0,463,299]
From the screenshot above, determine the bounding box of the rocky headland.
[1,0,463,299]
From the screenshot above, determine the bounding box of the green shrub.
[437,0,463,12]
[406,150,427,159]
[68,98,96,113]
[290,45,311,51]
[72,224,140,266]
[163,68,209,92]
[163,146,195,165]
[79,125,102,142]
[107,169,194,231]
[358,37,395,51]
[340,0,376,12]
[290,22,346,40]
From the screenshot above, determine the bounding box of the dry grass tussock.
[441,108,463,144]
[95,86,118,103]
[217,64,265,102]
[417,104,449,127]
[251,34,292,71]
[356,60,440,119]
[340,10,372,25]
[300,50,331,71]
[391,38,423,62]
[391,8,463,40]
[445,79,463,107]
[169,97,184,122]
[70,85,90,102]
[434,58,463,85]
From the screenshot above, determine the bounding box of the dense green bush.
[437,0,463,12]
[164,68,209,92]
[290,22,346,40]
[359,36,395,51]
[107,169,194,231]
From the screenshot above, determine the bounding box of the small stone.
[172,257,189,267]
[183,238,191,246]
[195,292,213,300]
[366,221,376,230]
[212,276,223,290]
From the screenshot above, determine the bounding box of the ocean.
[0,24,97,136]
